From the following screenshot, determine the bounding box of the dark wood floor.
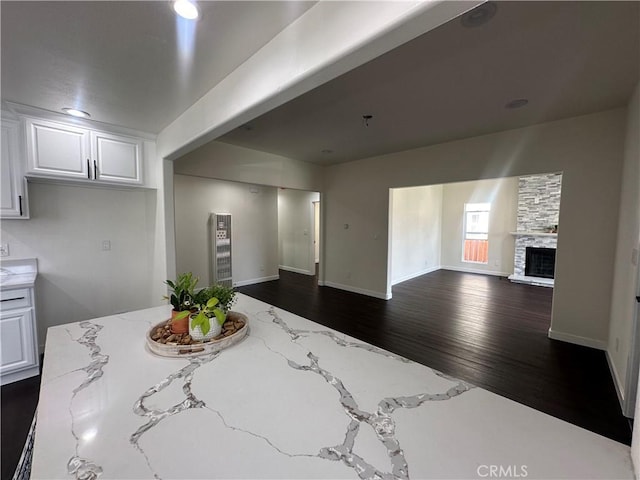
[0,269,631,479]
[239,268,632,446]
[1,370,40,480]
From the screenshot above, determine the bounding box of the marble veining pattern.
[31,295,633,479]
[65,321,108,480]
[130,352,220,478]
[264,306,410,363]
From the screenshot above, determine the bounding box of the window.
[463,203,490,263]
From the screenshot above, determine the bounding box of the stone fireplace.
[508,173,562,287]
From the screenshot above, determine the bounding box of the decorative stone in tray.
[146,311,248,357]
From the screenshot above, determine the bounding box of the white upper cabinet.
[91,131,143,184]
[26,117,90,179]
[1,119,29,218]
[24,116,145,187]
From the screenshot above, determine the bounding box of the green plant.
[190,297,226,336]
[194,284,237,312]
[164,272,199,313]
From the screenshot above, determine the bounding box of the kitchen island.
[32,294,632,479]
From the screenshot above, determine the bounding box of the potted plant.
[194,284,237,313]
[190,284,238,341]
[189,297,227,341]
[164,272,199,334]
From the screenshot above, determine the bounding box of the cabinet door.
[26,118,90,179]
[0,309,35,376]
[1,120,28,218]
[91,131,143,185]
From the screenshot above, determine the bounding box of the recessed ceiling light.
[505,98,529,109]
[461,2,497,28]
[173,0,199,20]
[62,108,91,118]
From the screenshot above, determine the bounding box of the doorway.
[277,189,320,278]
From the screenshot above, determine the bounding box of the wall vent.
[210,213,232,287]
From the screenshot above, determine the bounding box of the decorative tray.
[146,311,249,357]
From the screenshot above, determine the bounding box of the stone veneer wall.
[513,173,562,277]
[516,173,562,231]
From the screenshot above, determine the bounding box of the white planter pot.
[189,315,222,341]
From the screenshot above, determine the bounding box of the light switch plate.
[0,244,9,257]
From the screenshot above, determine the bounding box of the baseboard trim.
[278,265,314,276]
[605,350,625,408]
[392,266,441,286]
[440,266,510,277]
[233,275,279,287]
[547,328,607,350]
[323,281,391,300]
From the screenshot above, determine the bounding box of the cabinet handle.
[1,297,25,302]
[87,159,91,179]
[18,195,22,216]
[94,160,97,180]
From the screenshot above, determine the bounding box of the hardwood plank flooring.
[239,268,632,445]
[1,372,40,480]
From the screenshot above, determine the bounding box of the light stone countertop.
[31,294,633,479]
[0,258,38,289]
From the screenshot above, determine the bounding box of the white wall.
[175,141,323,193]
[609,82,640,409]
[173,174,279,287]
[323,109,625,346]
[390,185,443,285]
[170,141,324,284]
[0,182,162,349]
[441,177,518,276]
[277,189,320,275]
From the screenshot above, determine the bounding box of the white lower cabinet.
[0,287,39,385]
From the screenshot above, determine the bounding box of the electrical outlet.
[0,244,9,257]
[101,240,111,251]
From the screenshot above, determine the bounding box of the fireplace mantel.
[510,231,557,238]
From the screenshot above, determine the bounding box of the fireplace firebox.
[524,247,556,279]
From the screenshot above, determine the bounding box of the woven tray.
[146,311,249,357]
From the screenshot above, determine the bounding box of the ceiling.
[218,1,640,165]
[1,1,315,133]
[2,2,638,164]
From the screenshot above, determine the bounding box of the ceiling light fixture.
[62,108,91,118]
[461,2,497,28]
[505,98,529,109]
[173,0,199,20]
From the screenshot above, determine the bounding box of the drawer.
[0,288,31,310]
